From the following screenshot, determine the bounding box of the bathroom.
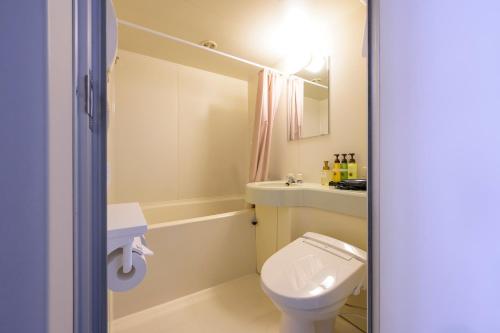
[6,1,500,332]
[106,0,368,332]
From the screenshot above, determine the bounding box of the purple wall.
[377,0,500,332]
[0,1,49,332]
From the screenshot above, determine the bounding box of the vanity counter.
[245,181,367,218]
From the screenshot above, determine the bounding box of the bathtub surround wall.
[108,50,249,203]
[249,7,367,182]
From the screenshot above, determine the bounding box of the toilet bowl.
[260,232,367,333]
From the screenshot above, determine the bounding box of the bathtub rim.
[139,194,247,211]
[147,208,255,230]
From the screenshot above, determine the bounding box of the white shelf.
[107,202,148,241]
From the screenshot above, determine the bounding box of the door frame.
[367,0,380,332]
[74,0,381,332]
[73,0,108,332]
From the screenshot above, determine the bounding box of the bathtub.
[111,196,256,320]
[140,195,250,224]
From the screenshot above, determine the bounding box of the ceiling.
[113,0,364,84]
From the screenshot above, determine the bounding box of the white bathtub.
[111,196,256,319]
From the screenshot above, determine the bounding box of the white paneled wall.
[108,50,248,203]
[177,66,249,198]
[108,50,179,203]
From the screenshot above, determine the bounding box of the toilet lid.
[261,235,365,310]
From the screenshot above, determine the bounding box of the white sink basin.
[245,181,367,218]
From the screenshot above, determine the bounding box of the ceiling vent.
[199,40,218,50]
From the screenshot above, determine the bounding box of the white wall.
[0,1,73,332]
[375,1,500,332]
[0,2,49,331]
[249,6,367,183]
[291,207,367,251]
[108,50,249,203]
[47,0,73,332]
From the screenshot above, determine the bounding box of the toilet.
[260,232,367,333]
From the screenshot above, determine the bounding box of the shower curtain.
[249,69,285,182]
[287,77,304,141]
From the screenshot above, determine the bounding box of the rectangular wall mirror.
[288,58,330,141]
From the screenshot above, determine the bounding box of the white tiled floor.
[111,274,364,333]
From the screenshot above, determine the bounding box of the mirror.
[288,58,329,140]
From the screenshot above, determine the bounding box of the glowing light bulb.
[305,55,325,73]
[281,52,311,74]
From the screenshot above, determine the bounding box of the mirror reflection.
[288,59,329,141]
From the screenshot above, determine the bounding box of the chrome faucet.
[296,173,303,184]
[286,173,296,186]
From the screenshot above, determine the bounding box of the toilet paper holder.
[118,236,153,274]
[107,203,153,274]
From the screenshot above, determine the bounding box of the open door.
[73,0,108,332]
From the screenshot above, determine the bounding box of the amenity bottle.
[340,154,348,181]
[348,153,358,179]
[332,154,341,183]
[321,161,330,185]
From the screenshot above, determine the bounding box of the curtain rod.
[117,19,329,89]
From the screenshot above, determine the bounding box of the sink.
[245,181,367,218]
[246,181,311,189]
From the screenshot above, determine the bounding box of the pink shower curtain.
[287,77,304,141]
[249,69,285,182]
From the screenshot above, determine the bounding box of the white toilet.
[260,232,367,333]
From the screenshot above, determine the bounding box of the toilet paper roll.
[107,249,147,292]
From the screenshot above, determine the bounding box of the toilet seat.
[261,233,366,311]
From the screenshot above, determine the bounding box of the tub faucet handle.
[296,173,303,184]
[286,173,296,186]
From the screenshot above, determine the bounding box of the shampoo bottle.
[348,153,358,179]
[332,154,341,183]
[340,154,348,181]
[321,161,330,185]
